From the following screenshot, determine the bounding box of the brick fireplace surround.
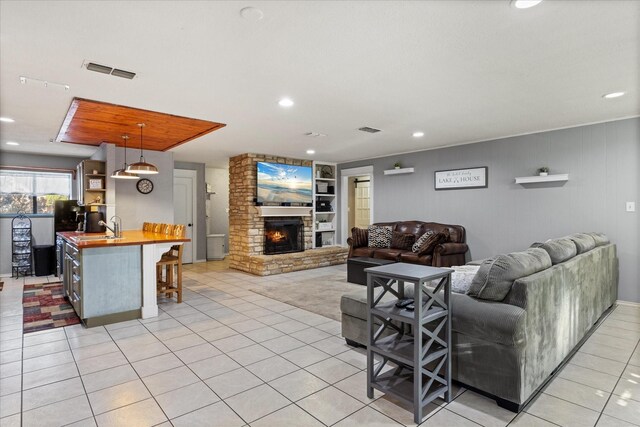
[228,153,348,275]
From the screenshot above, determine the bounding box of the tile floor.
[1,263,639,427]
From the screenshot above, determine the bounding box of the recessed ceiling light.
[6,141,19,146]
[511,0,543,9]
[412,131,425,138]
[603,91,625,99]
[240,7,264,21]
[306,149,315,155]
[0,117,15,123]
[278,98,294,108]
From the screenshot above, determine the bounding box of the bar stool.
[156,224,186,303]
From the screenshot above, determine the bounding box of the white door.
[354,179,371,228]
[174,170,196,264]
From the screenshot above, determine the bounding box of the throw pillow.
[566,233,596,254]
[417,229,450,257]
[467,248,552,301]
[530,238,577,265]
[351,227,368,248]
[368,225,393,248]
[412,230,435,253]
[450,265,481,294]
[390,232,415,251]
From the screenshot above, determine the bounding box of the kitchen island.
[57,230,190,327]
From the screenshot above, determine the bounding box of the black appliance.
[85,211,106,233]
[54,200,81,235]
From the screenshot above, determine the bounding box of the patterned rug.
[23,282,80,333]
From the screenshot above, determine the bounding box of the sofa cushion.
[391,232,415,251]
[352,247,376,257]
[586,232,609,247]
[399,252,433,265]
[351,227,368,248]
[467,248,552,301]
[449,265,481,294]
[566,233,596,254]
[374,248,404,261]
[531,238,577,265]
[412,230,435,253]
[368,225,392,248]
[417,229,450,256]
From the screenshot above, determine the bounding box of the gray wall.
[205,167,230,254]
[0,152,84,276]
[174,161,207,262]
[338,117,640,303]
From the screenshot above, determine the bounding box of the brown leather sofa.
[346,221,468,267]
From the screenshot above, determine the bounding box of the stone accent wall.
[229,153,347,275]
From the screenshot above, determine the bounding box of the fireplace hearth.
[264,218,304,255]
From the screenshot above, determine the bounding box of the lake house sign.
[434,166,488,190]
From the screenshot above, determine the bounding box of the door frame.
[174,168,198,263]
[340,166,374,246]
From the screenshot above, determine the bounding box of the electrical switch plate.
[626,202,636,212]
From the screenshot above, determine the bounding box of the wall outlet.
[626,201,636,212]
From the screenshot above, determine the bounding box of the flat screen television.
[256,162,313,206]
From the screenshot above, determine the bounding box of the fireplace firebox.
[264,218,304,255]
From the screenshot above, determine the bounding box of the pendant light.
[127,123,158,174]
[111,134,140,179]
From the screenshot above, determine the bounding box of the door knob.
[188,223,192,227]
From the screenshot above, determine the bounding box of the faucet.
[99,216,122,238]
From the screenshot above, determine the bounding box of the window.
[0,169,73,215]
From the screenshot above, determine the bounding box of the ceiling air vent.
[86,62,113,74]
[358,126,381,133]
[110,69,136,79]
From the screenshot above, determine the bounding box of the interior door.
[173,171,194,263]
[354,179,371,228]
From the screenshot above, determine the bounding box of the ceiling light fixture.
[111,135,140,180]
[278,98,294,108]
[127,123,159,174]
[6,141,19,146]
[412,131,425,138]
[603,91,625,99]
[511,0,543,9]
[19,76,69,91]
[0,117,15,123]
[306,149,315,155]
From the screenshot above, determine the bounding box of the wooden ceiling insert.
[56,98,226,151]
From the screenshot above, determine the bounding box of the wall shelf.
[384,167,414,175]
[515,174,569,185]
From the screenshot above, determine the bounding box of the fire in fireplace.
[264,218,304,255]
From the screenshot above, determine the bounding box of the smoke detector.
[358,126,382,133]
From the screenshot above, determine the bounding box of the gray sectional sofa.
[340,232,618,411]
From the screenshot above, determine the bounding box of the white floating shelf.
[384,167,415,175]
[515,174,569,185]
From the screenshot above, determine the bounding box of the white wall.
[205,167,230,254]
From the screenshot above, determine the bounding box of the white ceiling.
[0,1,638,168]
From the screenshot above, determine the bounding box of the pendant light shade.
[127,123,159,174]
[111,134,140,179]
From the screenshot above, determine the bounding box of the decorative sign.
[88,178,103,190]
[434,167,488,190]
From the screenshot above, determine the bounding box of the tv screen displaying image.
[257,162,313,205]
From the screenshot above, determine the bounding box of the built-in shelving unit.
[77,160,108,207]
[515,174,569,185]
[312,161,337,248]
[384,167,415,175]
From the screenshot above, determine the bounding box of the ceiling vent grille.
[358,126,381,133]
[85,62,136,79]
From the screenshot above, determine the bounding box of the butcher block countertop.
[57,230,190,249]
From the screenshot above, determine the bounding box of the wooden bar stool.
[156,224,185,303]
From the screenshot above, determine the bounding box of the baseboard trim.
[617,299,640,307]
[193,259,207,263]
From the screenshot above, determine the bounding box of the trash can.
[207,234,226,260]
[33,244,55,276]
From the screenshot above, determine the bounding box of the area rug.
[23,282,80,333]
[249,274,362,321]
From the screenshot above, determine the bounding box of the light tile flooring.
[1,263,639,427]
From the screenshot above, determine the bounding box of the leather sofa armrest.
[347,237,354,257]
[347,237,353,247]
[434,242,468,256]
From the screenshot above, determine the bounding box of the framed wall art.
[434,166,488,190]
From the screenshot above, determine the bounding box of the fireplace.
[264,218,304,255]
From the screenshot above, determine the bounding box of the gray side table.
[365,263,453,424]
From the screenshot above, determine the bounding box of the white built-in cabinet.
[312,161,337,248]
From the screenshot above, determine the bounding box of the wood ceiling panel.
[56,98,226,151]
